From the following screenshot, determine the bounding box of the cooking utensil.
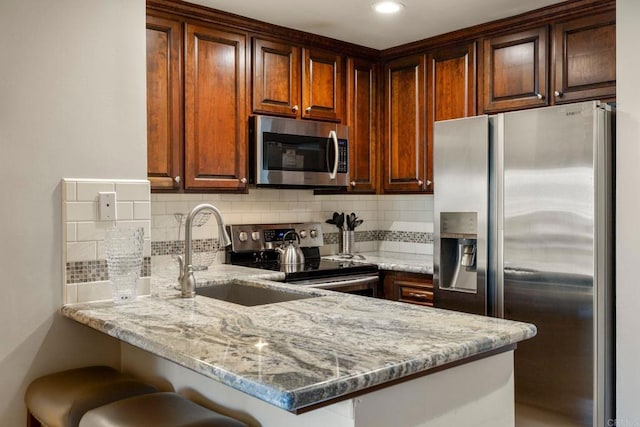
[335,212,345,230]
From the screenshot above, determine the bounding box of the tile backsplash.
[150,189,434,262]
[62,178,151,304]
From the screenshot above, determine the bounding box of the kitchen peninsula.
[62,265,535,427]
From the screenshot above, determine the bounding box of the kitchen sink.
[195,283,317,307]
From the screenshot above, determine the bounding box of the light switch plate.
[98,192,117,220]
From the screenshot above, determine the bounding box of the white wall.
[616,1,640,424]
[0,0,147,424]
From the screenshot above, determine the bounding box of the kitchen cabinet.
[383,54,428,193]
[252,38,300,118]
[552,11,616,104]
[146,11,249,192]
[427,42,476,122]
[426,42,477,193]
[252,37,344,122]
[346,57,377,193]
[184,23,248,191]
[146,15,183,191]
[482,27,549,112]
[382,271,434,307]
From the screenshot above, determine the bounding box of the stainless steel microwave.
[250,116,349,188]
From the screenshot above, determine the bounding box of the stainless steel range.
[225,222,379,296]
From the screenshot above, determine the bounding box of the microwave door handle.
[328,130,338,179]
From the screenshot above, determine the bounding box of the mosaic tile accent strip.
[149,231,432,257]
[379,230,433,244]
[151,238,220,256]
[66,257,151,284]
[323,230,432,245]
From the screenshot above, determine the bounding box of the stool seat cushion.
[25,366,157,427]
[79,392,247,427]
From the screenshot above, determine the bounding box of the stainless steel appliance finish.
[250,115,349,187]
[434,116,489,315]
[226,222,379,296]
[433,101,614,426]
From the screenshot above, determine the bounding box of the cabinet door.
[346,58,377,193]
[146,15,183,191]
[383,54,427,193]
[427,42,477,193]
[252,38,301,117]
[483,27,548,112]
[184,23,248,191]
[301,48,344,122]
[553,11,616,104]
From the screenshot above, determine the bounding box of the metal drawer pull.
[407,292,429,299]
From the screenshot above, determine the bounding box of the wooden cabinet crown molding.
[147,0,378,60]
[380,0,615,61]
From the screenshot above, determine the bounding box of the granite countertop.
[324,251,433,274]
[62,263,535,412]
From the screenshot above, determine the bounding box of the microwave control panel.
[338,139,348,173]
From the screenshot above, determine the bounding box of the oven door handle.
[306,275,378,289]
[328,130,338,180]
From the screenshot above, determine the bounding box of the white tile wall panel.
[76,182,115,201]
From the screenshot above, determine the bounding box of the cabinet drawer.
[398,285,433,306]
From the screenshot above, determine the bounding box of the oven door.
[252,116,349,187]
[289,273,379,297]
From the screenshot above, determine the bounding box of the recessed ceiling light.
[372,1,405,14]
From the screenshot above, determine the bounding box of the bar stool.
[79,392,248,427]
[25,366,157,427]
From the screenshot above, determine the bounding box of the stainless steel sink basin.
[195,283,316,306]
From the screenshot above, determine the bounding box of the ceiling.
[188,0,566,50]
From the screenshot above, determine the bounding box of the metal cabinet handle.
[305,106,312,114]
[536,93,544,100]
[426,179,432,186]
[554,91,563,98]
[417,179,424,187]
[174,176,181,183]
[350,181,356,187]
[408,292,428,299]
[292,105,299,113]
[239,177,247,184]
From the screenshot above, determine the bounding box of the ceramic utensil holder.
[339,230,355,254]
[104,227,144,304]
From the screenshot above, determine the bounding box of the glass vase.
[104,227,144,304]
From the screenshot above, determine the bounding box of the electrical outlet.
[98,192,117,221]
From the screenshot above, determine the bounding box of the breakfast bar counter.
[61,267,535,426]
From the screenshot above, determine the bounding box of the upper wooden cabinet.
[426,42,477,193]
[383,54,428,193]
[252,38,300,117]
[552,11,616,104]
[146,12,249,193]
[482,11,616,112]
[252,38,344,122]
[483,27,549,112]
[184,23,248,191]
[302,48,344,122]
[346,58,377,193]
[427,43,476,122]
[146,15,183,191]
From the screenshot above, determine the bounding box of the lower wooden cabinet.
[382,271,434,307]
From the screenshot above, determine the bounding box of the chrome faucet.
[177,203,232,298]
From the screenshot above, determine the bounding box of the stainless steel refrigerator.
[433,101,614,426]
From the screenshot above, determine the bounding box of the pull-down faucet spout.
[178,203,232,297]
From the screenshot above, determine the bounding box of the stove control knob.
[251,231,261,241]
[310,229,318,239]
[238,231,248,242]
[299,230,308,239]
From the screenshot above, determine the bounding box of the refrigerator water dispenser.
[439,212,478,292]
